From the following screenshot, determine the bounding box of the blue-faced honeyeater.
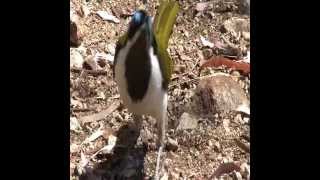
[113,1,179,179]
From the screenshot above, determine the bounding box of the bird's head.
[128,10,153,44]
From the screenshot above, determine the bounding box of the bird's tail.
[153,0,179,50]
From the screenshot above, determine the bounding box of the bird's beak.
[142,16,152,40]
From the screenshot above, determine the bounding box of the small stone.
[235,113,243,123]
[233,171,242,180]
[231,70,241,77]
[195,2,210,12]
[242,32,250,41]
[70,49,84,68]
[243,117,249,124]
[240,163,250,178]
[223,157,231,163]
[96,91,106,100]
[194,149,200,157]
[223,119,230,133]
[70,117,82,132]
[208,140,213,147]
[70,20,82,47]
[183,30,189,37]
[168,151,179,159]
[180,54,192,61]
[214,142,221,152]
[166,137,178,151]
[70,144,79,153]
[174,65,186,73]
[208,154,216,160]
[169,171,180,180]
[176,113,198,130]
[202,48,213,59]
[160,172,169,180]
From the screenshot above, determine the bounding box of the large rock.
[192,74,249,116]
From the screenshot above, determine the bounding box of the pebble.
[233,171,243,180]
[214,142,221,152]
[167,137,179,151]
[176,112,198,130]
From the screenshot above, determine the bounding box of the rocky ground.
[70,0,250,179]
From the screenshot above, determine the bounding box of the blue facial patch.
[132,11,145,25]
[128,10,149,38]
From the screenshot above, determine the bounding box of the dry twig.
[79,101,120,124]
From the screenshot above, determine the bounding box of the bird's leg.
[154,144,163,180]
[155,112,167,180]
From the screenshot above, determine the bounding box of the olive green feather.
[153,0,179,83]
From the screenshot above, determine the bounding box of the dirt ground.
[70,0,250,179]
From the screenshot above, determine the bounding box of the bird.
[113,0,179,179]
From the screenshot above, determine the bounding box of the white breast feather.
[115,28,167,121]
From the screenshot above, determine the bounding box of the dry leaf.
[84,128,104,143]
[70,117,82,132]
[80,5,90,17]
[79,101,120,124]
[92,134,117,157]
[95,52,114,64]
[83,55,99,70]
[77,151,89,175]
[97,11,120,23]
[195,2,209,12]
[71,98,83,108]
[94,53,107,68]
[200,56,250,75]
[236,103,250,115]
[200,35,214,48]
[96,91,106,100]
[235,139,250,153]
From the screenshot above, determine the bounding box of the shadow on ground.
[79,122,148,180]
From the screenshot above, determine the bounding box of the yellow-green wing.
[153,0,179,50]
[153,0,179,83]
